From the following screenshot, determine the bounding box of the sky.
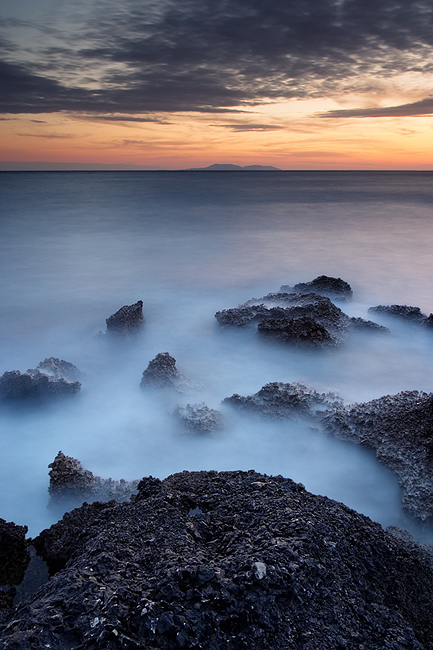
[1,0,433,170]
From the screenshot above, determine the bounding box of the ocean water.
[0,170,433,539]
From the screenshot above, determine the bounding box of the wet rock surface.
[369,304,433,326]
[0,520,29,610]
[140,353,191,392]
[48,451,139,511]
[322,391,433,523]
[2,470,433,649]
[215,291,386,347]
[280,275,353,300]
[0,359,81,404]
[106,300,145,336]
[175,403,222,433]
[223,382,342,419]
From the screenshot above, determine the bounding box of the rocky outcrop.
[223,382,342,419]
[1,470,433,648]
[175,403,222,433]
[280,275,353,300]
[140,353,191,391]
[48,451,139,510]
[322,391,433,522]
[369,304,433,327]
[0,520,29,610]
[215,291,386,347]
[106,300,145,336]
[0,359,81,404]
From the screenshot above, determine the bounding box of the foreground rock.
[0,520,29,610]
[280,275,353,300]
[322,390,433,522]
[223,382,342,419]
[140,353,191,392]
[0,359,81,404]
[175,403,222,433]
[216,291,385,347]
[1,470,433,648]
[106,300,145,336]
[48,451,139,510]
[369,304,433,327]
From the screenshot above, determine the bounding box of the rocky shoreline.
[1,276,433,648]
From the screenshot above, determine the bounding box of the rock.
[223,381,342,419]
[2,470,433,649]
[0,365,81,404]
[280,275,353,300]
[48,451,139,510]
[322,391,433,522]
[34,357,82,382]
[216,291,385,346]
[369,304,433,326]
[175,403,222,433]
[106,300,144,336]
[140,352,190,391]
[0,520,29,610]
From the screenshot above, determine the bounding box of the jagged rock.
[322,391,433,522]
[2,470,433,648]
[223,381,342,419]
[34,357,81,382]
[48,451,139,510]
[106,300,144,336]
[140,352,190,391]
[175,403,222,433]
[280,275,353,300]
[258,315,337,347]
[0,365,81,403]
[369,304,433,326]
[216,291,385,346]
[0,520,29,610]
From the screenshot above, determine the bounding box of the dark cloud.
[87,114,172,124]
[216,123,285,131]
[1,0,433,115]
[319,97,433,118]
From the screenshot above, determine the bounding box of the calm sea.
[1,171,432,538]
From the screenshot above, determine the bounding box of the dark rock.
[322,391,433,522]
[0,365,81,404]
[223,381,342,419]
[140,352,190,391]
[280,275,353,300]
[175,403,222,433]
[0,519,29,610]
[3,470,433,649]
[48,451,139,510]
[258,315,337,347]
[369,304,432,326]
[106,300,144,336]
[34,357,81,382]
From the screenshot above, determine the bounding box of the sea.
[1,170,433,540]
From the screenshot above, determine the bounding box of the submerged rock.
[0,362,81,404]
[140,352,190,391]
[48,451,139,510]
[175,403,222,433]
[223,381,342,419]
[322,390,433,522]
[0,520,29,610]
[2,470,432,648]
[106,300,145,336]
[34,357,81,382]
[280,275,353,300]
[369,304,433,326]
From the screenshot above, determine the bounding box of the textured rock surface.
[48,451,139,510]
[223,382,342,419]
[322,391,433,522]
[0,520,29,610]
[34,357,81,382]
[1,471,433,648]
[106,300,145,336]
[175,403,222,433]
[0,362,81,404]
[258,315,337,347]
[140,353,190,391]
[369,304,433,326]
[280,275,353,300]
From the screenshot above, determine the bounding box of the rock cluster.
[106,300,145,336]
[1,470,433,649]
[0,358,81,403]
[280,274,353,300]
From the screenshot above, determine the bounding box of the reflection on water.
[0,171,432,540]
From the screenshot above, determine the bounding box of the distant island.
[187,163,281,171]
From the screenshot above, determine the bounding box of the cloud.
[86,114,172,124]
[215,123,285,132]
[1,0,433,115]
[319,97,433,118]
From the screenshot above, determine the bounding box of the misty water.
[1,170,433,540]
